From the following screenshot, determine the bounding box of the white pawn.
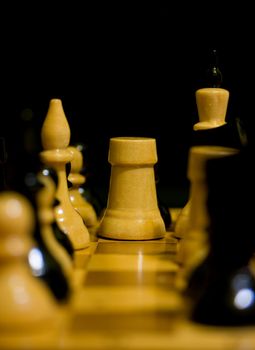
[0,191,60,342]
[40,99,90,250]
[68,146,98,236]
[98,137,166,240]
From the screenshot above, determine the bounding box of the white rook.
[98,137,166,240]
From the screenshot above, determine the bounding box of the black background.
[1,3,255,207]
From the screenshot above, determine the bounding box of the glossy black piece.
[16,168,71,303]
[28,220,70,302]
[187,148,255,326]
[45,167,74,257]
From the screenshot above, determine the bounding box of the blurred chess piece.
[74,142,104,219]
[174,50,243,240]
[68,146,98,237]
[174,200,191,239]
[36,168,73,283]
[192,48,246,148]
[0,191,60,340]
[188,149,255,326]
[40,99,90,250]
[20,169,71,303]
[194,87,228,131]
[194,48,226,131]
[98,137,166,240]
[176,146,239,291]
[41,167,74,258]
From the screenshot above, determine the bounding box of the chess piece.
[192,87,245,148]
[188,149,255,326]
[98,137,166,240]
[174,52,243,240]
[192,49,245,148]
[174,199,191,239]
[74,142,104,218]
[158,199,172,231]
[176,146,239,291]
[68,146,98,236]
[40,99,90,250]
[21,169,71,302]
[36,167,73,282]
[194,87,228,131]
[0,191,59,333]
[194,48,227,131]
[40,167,74,257]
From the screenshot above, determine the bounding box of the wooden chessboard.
[2,209,255,350]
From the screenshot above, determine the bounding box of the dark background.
[1,3,255,207]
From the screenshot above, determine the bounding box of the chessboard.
[61,211,255,350]
[1,204,255,350]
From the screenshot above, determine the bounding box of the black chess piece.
[187,147,255,326]
[15,167,71,303]
[48,165,74,257]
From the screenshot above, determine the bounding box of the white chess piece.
[68,146,98,235]
[175,86,230,239]
[0,191,60,336]
[193,88,229,130]
[40,99,90,250]
[98,137,166,240]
